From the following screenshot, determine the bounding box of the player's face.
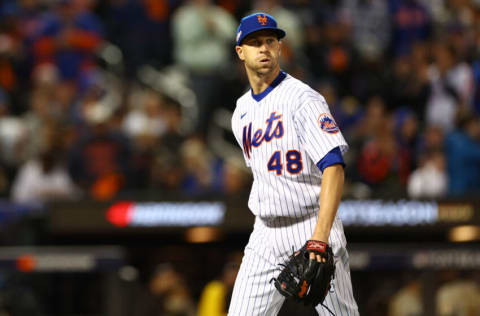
[236,30,281,76]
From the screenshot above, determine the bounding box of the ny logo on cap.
[257,14,268,25]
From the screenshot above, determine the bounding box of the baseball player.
[228,13,359,316]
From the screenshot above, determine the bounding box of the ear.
[236,45,245,61]
[278,40,282,56]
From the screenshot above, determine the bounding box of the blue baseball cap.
[236,13,286,46]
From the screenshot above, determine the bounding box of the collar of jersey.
[251,70,287,102]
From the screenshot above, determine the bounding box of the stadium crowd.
[0,0,480,205]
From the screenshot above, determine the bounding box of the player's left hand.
[308,241,328,263]
[272,240,335,307]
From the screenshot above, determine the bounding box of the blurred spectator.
[123,89,167,189]
[426,42,474,131]
[435,271,480,316]
[123,89,168,140]
[10,121,79,204]
[172,0,236,133]
[473,57,480,115]
[32,0,104,81]
[394,107,419,175]
[304,7,355,97]
[179,136,218,196]
[356,97,411,196]
[8,0,43,46]
[135,263,196,316]
[150,102,185,191]
[0,90,27,171]
[347,95,385,167]
[216,0,250,18]
[30,62,61,90]
[68,102,131,201]
[23,87,58,160]
[0,165,7,197]
[350,95,385,143]
[217,156,250,195]
[172,0,235,73]
[105,0,177,76]
[356,117,399,191]
[407,149,447,199]
[417,0,447,30]
[388,278,423,316]
[1,0,46,112]
[444,112,480,196]
[415,124,445,160]
[55,79,80,119]
[0,90,10,197]
[0,4,26,115]
[431,0,477,40]
[340,0,391,61]
[197,252,242,316]
[384,42,430,120]
[390,0,432,56]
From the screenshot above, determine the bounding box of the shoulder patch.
[318,113,339,134]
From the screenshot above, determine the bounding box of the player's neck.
[247,67,281,95]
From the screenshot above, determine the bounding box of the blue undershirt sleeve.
[316,146,345,173]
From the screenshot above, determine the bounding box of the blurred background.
[0,0,479,315]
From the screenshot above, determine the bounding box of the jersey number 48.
[267,150,303,175]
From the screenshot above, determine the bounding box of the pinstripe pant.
[228,214,359,316]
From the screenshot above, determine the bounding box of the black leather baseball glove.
[272,240,335,312]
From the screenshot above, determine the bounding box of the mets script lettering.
[242,112,284,158]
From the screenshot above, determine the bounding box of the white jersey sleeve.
[232,98,251,167]
[293,96,348,166]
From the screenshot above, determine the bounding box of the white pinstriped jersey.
[231,73,348,219]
